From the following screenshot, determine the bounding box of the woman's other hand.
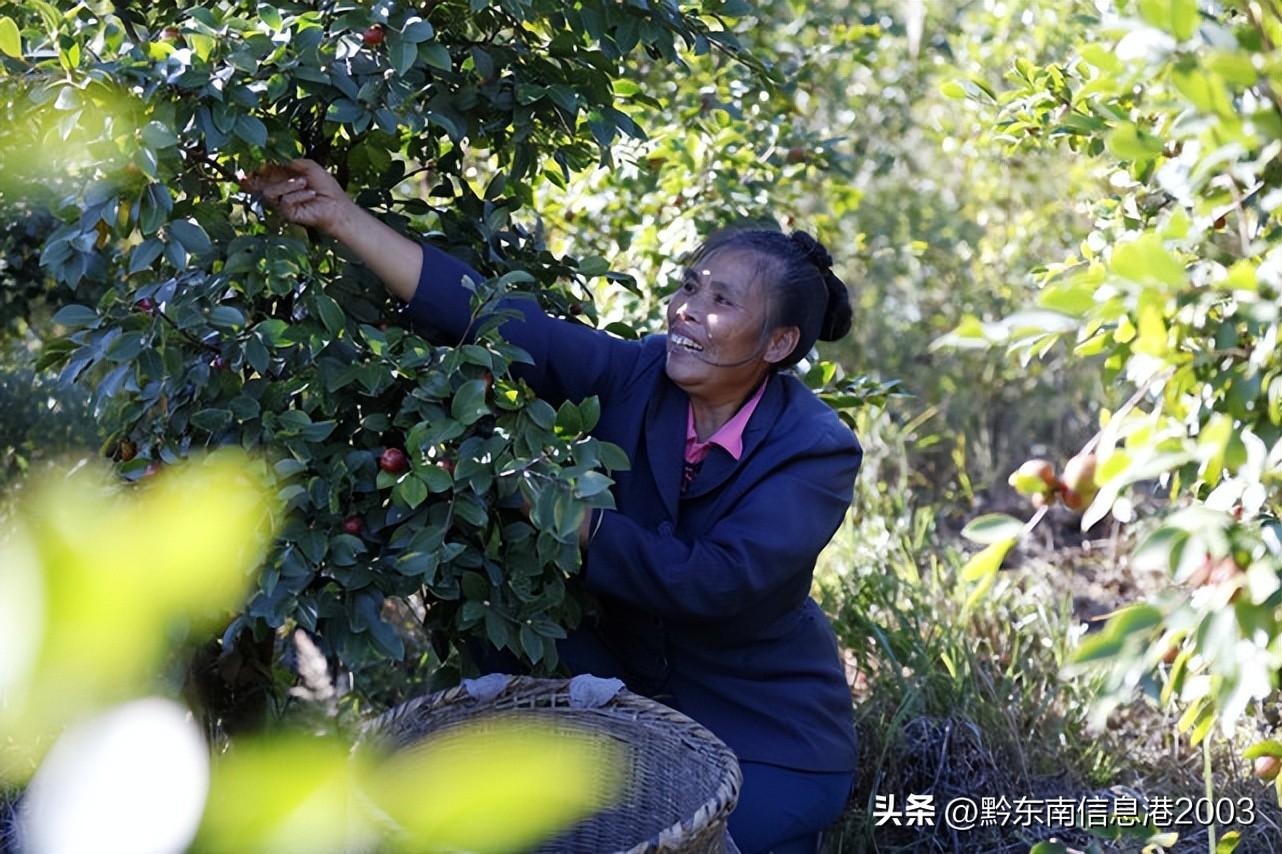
[240,159,357,241]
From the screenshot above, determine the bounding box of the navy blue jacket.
[407,242,861,772]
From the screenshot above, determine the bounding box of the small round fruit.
[362,25,385,46]
[437,458,455,476]
[1161,644,1179,665]
[135,297,156,314]
[785,147,807,164]
[569,302,583,316]
[1254,755,1281,781]
[1061,453,1098,500]
[210,355,228,371]
[1213,215,1227,230]
[1060,487,1086,511]
[342,515,363,536]
[379,447,409,474]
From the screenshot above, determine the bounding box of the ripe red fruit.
[785,147,807,164]
[1061,453,1098,500]
[362,25,385,46]
[1254,756,1281,781]
[342,515,364,536]
[379,447,408,474]
[160,27,182,41]
[1160,644,1179,665]
[1213,215,1227,230]
[1060,487,1086,511]
[437,458,455,476]
[135,297,156,314]
[569,302,583,316]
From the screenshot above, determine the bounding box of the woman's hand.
[239,159,358,241]
[240,158,422,303]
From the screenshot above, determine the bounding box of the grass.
[813,412,1282,853]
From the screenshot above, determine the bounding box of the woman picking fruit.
[244,158,861,853]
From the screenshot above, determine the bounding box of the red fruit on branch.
[135,297,156,314]
[437,458,455,476]
[1061,453,1098,502]
[1254,756,1281,781]
[379,447,408,474]
[362,25,385,46]
[1060,487,1086,511]
[342,516,364,536]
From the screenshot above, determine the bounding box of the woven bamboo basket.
[365,675,743,853]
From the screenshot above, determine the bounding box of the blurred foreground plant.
[1,452,620,852]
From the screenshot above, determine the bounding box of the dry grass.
[814,494,1282,854]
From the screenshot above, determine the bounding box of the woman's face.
[664,249,778,397]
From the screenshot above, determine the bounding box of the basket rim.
[362,674,743,851]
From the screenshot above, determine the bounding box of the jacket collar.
[644,368,783,519]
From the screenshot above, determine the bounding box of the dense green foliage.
[0,0,773,700]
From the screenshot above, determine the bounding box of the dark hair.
[685,227,852,370]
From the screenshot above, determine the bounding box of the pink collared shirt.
[684,378,768,466]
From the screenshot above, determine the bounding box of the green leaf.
[555,401,582,435]
[0,16,21,58]
[210,306,246,330]
[960,513,1024,545]
[451,378,489,425]
[1110,234,1184,289]
[574,471,613,499]
[1106,123,1163,162]
[106,332,144,362]
[235,114,269,147]
[141,121,178,149]
[169,220,212,256]
[1243,740,1282,760]
[421,42,451,71]
[314,293,345,337]
[128,239,165,274]
[402,20,433,42]
[191,408,233,432]
[398,475,428,509]
[51,304,98,328]
[960,536,1016,583]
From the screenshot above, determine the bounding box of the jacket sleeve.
[404,241,642,405]
[581,423,862,622]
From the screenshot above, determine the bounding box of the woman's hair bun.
[790,231,851,341]
[789,231,833,272]
[818,270,852,341]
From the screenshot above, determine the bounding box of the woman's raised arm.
[242,158,645,406]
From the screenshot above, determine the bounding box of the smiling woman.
[245,158,862,853]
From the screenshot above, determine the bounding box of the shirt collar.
[684,377,769,463]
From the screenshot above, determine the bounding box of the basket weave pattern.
[367,676,742,853]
